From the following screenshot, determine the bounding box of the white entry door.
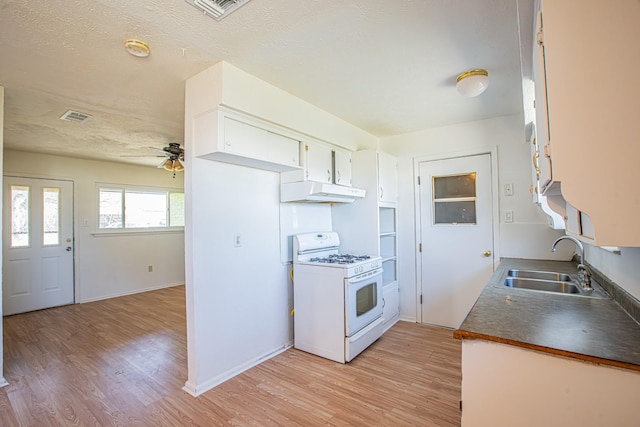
[3,177,74,315]
[418,154,494,328]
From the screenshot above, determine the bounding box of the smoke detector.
[184,0,253,21]
[59,110,92,123]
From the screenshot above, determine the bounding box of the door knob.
[66,246,72,252]
[483,250,492,257]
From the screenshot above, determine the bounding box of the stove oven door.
[345,268,384,336]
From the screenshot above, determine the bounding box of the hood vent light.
[59,110,92,123]
[185,0,253,21]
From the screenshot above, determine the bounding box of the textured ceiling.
[0,0,529,166]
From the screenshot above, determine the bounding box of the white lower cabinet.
[382,282,399,331]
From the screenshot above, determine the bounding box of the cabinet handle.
[327,170,331,182]
[336,171,341,183]
[483,250,492,257]
[380,187,384,199]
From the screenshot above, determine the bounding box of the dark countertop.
[454,258,640,371]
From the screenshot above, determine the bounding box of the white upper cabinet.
[378,151,398,203]
[531,7,553,192]
[192,107,301,172]
[528,0,640,246]
[304,141,333,183]
[333,149,352,186]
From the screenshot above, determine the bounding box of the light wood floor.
[1,286,461,426]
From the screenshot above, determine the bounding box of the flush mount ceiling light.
[124,39,150,58]
[456,69,489,97]
[185,0,254,21]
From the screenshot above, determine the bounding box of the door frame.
[3,173,78,305]
[412,147,500,324]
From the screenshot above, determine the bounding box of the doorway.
[417,153,495,328]
[3,176,74,315]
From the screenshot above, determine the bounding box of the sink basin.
[507,269,573,282]
[501,276,609,299]
[504,277,580,294]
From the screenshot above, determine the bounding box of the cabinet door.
[224,117,300,168]
[382,282,399,329]
[333,150,352,186]
[305,142,333,183]
[532,8,553,191]
[377,152,398,203]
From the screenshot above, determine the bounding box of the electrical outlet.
[505,210,514,223]
[148,265,153,272]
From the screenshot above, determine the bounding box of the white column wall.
[183,62,377,395]
[380,114,573,322]
[0,86,6,387]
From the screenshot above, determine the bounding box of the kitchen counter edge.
[454,258,640,373]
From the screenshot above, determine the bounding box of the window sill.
[91,228,184,237]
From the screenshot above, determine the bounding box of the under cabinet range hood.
[281,181,366,203]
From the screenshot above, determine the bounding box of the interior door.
[418,154,494,328]
[3,177,74,315]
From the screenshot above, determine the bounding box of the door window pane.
[99,189,123,229]
[169,192,185,227]
[125,191,167,228]
[434,201,477,224]
[434,173,476,198]
[43,187,60,246]
[11,185,30,247]
[433,173,477,225]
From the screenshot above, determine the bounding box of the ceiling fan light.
[456,69,489,97]
[161,158,174,171]
[174,159,185,172]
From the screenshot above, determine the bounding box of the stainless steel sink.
[501,275,609,299]
[504,277,580,294]
[507,269,573,282]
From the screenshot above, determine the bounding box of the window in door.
[10,185,30,247]
[432,173,477,225]
[43,187,61,246]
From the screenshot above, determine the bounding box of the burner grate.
[309,254,371,264]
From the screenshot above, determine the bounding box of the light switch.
[504,183,514,196]
[505,210,514,223]
[234,234,241,247]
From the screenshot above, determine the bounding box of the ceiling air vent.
[59,110,92,123]
[185,0,253,21]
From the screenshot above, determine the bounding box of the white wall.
[0,86,6,387]
[584,245,640,301]
[380,114,572,322]
[3,150,185,303]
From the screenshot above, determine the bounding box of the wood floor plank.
[1,285,461,426]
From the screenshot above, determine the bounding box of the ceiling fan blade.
[120,154,166,158]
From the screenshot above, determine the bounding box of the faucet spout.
[552,235,584,265]
[552,235,592,290]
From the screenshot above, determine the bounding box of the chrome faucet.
[552,236,592,291]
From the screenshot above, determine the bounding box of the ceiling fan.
[124,142,185,178]
[155,142,185,174]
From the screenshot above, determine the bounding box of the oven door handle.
[347,268,383,285]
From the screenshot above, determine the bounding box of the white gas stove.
[293,232,382,277]
[292,232,384,363]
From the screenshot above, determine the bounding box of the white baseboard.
[183,341,293,397]
[399,316,417,323]
[79,282,184,304]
